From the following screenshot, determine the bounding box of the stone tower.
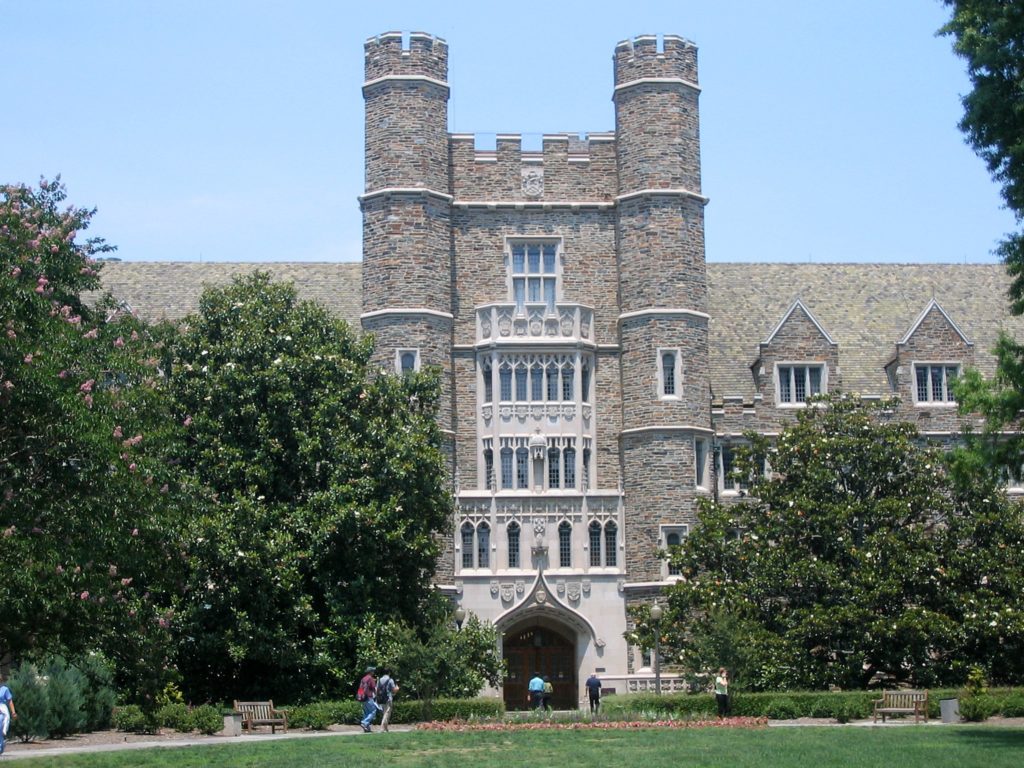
[360,32,454,433]
[613,36,711,582]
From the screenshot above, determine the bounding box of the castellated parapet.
[364,31,448,83]
[613,34,698,87]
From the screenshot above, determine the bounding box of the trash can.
[222,713,244,736]
[940,698,960,723]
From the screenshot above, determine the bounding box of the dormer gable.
[896,299,973,349]
[753,298,841,406]
[888,299,975,409]
[761,298,837,348]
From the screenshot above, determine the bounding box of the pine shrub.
[7,663,50,742]
[75,654,117,731]
[43,657,87,737]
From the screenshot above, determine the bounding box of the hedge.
[601,687,1024,721]
[286,697,505,729]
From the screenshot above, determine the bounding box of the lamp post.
[650,601,663,695]
[454,606,466,631]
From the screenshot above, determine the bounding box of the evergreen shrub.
[155,702,191,730]
[7,663,50,742]
[43,657,87,737]
[188,704,224,735]
[113,705,157,734]
[76,654,117,731]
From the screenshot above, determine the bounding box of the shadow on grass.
[950,727,1024,750]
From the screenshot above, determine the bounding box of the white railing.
[476,302,594,345]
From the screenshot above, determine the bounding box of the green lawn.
[12,726,1024,768]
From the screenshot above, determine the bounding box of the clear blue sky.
[2,0,1015,264]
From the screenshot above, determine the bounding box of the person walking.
[357,666,379,732]
[714,667,730,718]
[0,676,17,756]
[585,672,602,715]
[375,668,399,733]
[527,672,545,711]
[542,676,554,712]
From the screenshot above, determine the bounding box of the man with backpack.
[356,666,379,732]
[375,668,399,732]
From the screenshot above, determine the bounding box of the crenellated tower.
[361,31,454,433]
[613,35,712,581]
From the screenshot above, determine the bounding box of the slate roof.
[94,261,1024,402]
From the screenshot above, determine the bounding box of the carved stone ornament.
[567,582,581,602]
[498,315,512,337]
[480,315,491,338]
[490,580,500,598]
[556,581,566,596]
[522,168,544,198]
[516,580,526,595]
[500,583,515,602]
[535,590,547,604]
[581,579,591,596]
[560,315,574,336]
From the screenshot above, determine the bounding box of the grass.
[11,725,1024,768]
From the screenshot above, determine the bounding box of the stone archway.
[503,623,577,711]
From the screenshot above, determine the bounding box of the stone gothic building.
[97,32,1024,710]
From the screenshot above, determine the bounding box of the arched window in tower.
[546,362,559,401]
[483,449,494,491]
[482,361,493,403]
[461,522,475,569]
[507,522,521,568]
[666,531,682,576]
[604,521,618,567]
[499,363,513,401]
[581,362,591,403]
[589,521,602,567]
[563,446,576,489]
[516,447,529,489]
[547,446,561,489]
[558,521,572,568]
[500,447,514,490]
[561,363,574,401]
[661,350,677,397]
[531,362,544,401]
[515,363,528,401]
[399,350,418,374]
[477,522,490,569]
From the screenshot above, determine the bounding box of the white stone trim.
[613,76,701,94]
[361,308,454,320]
[762,298,837,346]
[620,425,714,436]
[898,299,973,346]
[615,188,709,204]
[452,200,614,210]
[618,308,711,322]
[359,187,453,204]
[363,74,449,91]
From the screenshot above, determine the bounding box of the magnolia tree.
[170,273,453,701]
[642,395,1024,690]
[0,180,191,699]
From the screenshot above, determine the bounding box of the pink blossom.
[83,394,93,408]
[23,353,33,364]
[2,380,14,391]
[183,415,192,427]
[79,379,94,393]
[131,528,139,537]
[80,591,89,600]
[109,565,118,576]
[113,426,123,438]
[50,245,59,254]
[128,462,137,472]
[130,330,139,341]
[3,526,14,537]
[10,267,20,277]
[83,328,98,339]
[58,369,68,378]
[160,484,169,494]
[6,329,16,339]
[158,617,170,629]
[56,565,64,574]
[121,577,133,586]
[114,337,125,348]
[29,239,40,250]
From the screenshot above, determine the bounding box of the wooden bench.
[233,700,288,734]
[872,690,928,723]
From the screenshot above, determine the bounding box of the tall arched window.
[499,364,513,401]
[582,448,591,490]
[461,523,475,569]
[561,364,574,401]
[482,362,493,403]
[400,351,417,374]
[563,447,576,489]
[483,449,494,491]
[589,521,602,567]
[477,522,490,569]
[500,447,514,490]
[507,522,521,568]
[558,521,572,568]
[531,363,544,401]
[661,351,677,396]
[604,521,618,567]
[515,364,528,401]
[581,362,591,403]
[516,447,530,489]
[547,447,561,489]
[546,363,559,401]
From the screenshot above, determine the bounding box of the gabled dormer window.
[777,364,824,405]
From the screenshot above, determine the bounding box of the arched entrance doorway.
[503,625,577,710]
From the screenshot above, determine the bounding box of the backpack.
[356,675,373,702]
[375,675,392,705]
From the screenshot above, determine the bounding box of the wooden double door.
[503,625,577,711]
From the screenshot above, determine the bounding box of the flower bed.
[416,717,768,732]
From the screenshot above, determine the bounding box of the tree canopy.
[169,272,454,701]
[647,395,1024,690]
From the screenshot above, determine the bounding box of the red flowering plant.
[0,179,195,701]
[416,717,767,732]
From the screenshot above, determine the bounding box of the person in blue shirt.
[0,677,17,755]
[585,672,603,714]
[527,672,545,711]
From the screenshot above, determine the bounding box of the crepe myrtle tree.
[0,179,192,700]
[648,394,1024,691]
[170,273,453,701]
